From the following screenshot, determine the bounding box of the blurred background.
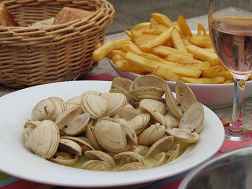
[107,0,209,33]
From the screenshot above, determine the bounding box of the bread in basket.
[0,0,114,88]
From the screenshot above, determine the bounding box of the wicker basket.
[0,0,115,88]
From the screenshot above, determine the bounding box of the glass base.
[225,127,250,141]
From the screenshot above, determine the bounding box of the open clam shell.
[130,87,164,101]
[24,120,60,159]
[175,80,198,112]
[130,75,165,90]
[116,118,138,145]
[101,93,127,116]
[61,136,95,152]
[166,128,199,143]
[129,113,150,134]
[63,113,90,136]
[164,84,183,119]
[153,152,167,167]
[179,102,204,133]
[152,112,179,129]
[58,138,82,156]
[85,150,116,167]
[56,106,82,130]
[51,152,78,166]
[138,123,166,146]
[117,162,145,171]
[81,160,112,171]
[114,151,144,165]
[167,144,181,162]
[133,145,149,156]
[145,136,174,157]
[139,99,166,115]
[115,104,140,120]
[86,123,102,150]
[81,94,108,119]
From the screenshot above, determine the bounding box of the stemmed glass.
[208,0,252,141]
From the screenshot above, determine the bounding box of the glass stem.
[230,78,246,132]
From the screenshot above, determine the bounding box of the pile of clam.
[22,75,204,171]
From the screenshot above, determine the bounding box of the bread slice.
[54,7,94,24]
[0,3,17,26]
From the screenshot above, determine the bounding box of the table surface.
[1,14,252,189]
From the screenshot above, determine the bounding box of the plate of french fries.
[93,13,252,108]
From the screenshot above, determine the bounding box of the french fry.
[131,22,151,31]
[120,41,143,54]
[151,13,173,27]
[114,59,147,74]
[141,27,173,50]
[166,54,196,64]
[197,23,207,35]
[153,65,179,81]
[202,65,233,80]
[189,35,212,48]
[177,16,192,37]
[145,24,169,35]
[152,46,193,58]
[133,34,158,48]
[109,50,126,58]
[171,29,187,53]
[125,52,201,77]
[180,76,225,84]
[186,44,219,65]
[93,39,129,61]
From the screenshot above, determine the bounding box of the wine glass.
[208,0,252,141]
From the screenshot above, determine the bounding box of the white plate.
[0,81,225,188]
[111,64,252,108]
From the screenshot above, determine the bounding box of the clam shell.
[62,113,90,136]
[164,84,183,119]
[25,120,60,159]
[81,160,112,171]
[167,144,180,162]
[130,75,165,90]
[117,162,145,171]
[153,152,167,166]
[59,138,82,156]
[56,106,82,130]
[110,77,136,104]
[145,136,174,157]
[86,123,102,150]
[114,151,144,165]
[23,120,40,147]
[152,113,178,129]
[133,145,149,156]
[85,150,115,167]
[176,80,197,112]
[61,136,95,152]
[81,94,108,119]
[51,152,78,166]
[139,99,166,115]
[94,119,128,153]
[129,113,150,134]
[138,123,166,146]
[116,119,138,145]
[31,98,56,121]
[138,123,165,146]
[115,104,140,120]
[179,103,204,133]
[101,93,127,116]
[130,87,164,100]
[166,128,199,143]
